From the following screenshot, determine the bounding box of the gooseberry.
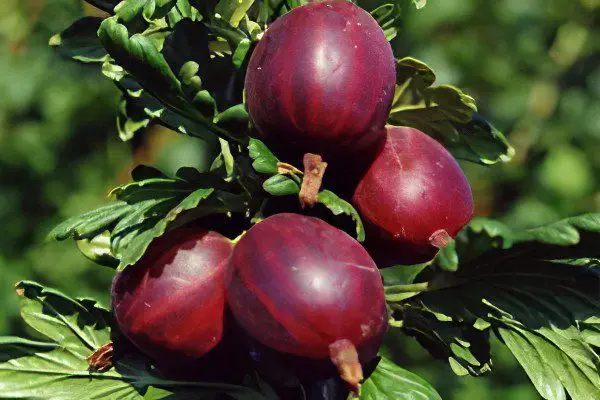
[111,226,233,372]
[245,1,396,159]
[353,126,474,265]
[226,213,388,389]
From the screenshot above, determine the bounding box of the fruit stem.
[299,153,328,208]
[429,229,452,249]
[87,342,114,372]
[329,339,363,394]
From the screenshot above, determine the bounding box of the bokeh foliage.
[0,0,598,399]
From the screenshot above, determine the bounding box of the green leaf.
[215,0,256,28]
[116,95,151,141]
[114,77,216,142]
[262,175,300,196]
[516,213,600,246]
[397,245,600,398]
[1,282,267,400]
[393,304,493,376]
[388,57,514,165]
[371,4,402,41]
[380,263,430,286]
[49,17,108,63]
[316,190,365,242]
[99,17,183,99]
[360,357,441,399]
[76,232,119,268]
[248,138,279,175]
[16,281,111,356]
[446,213,600,270]
[232,38,252,68]
[434,239,458,272]
[49,167,247,270]
[436,217,515,268]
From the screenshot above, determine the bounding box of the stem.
[329,339,362,394]
[299,153,328,208]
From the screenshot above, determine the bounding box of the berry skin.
[111,226,233,368]
[245,1,396,160]
[353,126,474,265]
[226,213,388,365]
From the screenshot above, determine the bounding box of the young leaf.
[262,175,300,196]
[317,190,365,242]
[388,57,514,165]
[2,282,267,400]
[248,138,279,175]
[361,357,441,399]
[49,17,108,64]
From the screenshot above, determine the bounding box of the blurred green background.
[0,0,598,398]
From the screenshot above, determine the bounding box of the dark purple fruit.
[245,1,396,159]
[353,126,474,265]
[111,226,233,369]
[226,213,388,385]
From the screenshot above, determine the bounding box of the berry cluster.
[112,1,473,395]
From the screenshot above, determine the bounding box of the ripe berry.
[226,213,388,389]
[353,126,474,265]
[245,1,396,159]
[111,226,233,371]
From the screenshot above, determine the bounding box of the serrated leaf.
[516,213,600,246]
[16,281,111,356]
[316,190,365,242]
[113,187,215,269]
[262,175,300,196]
[389,57,513,165]
[360,357,441,399]
[50,167,248,269]
[371,4,402,42]
[99,17,183,97]
[48,202,133,241]
[391,304,492,376]
[248,138,279,174]
[50,17,108,63]
[398,245,600,398]
[115,77,216,142]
